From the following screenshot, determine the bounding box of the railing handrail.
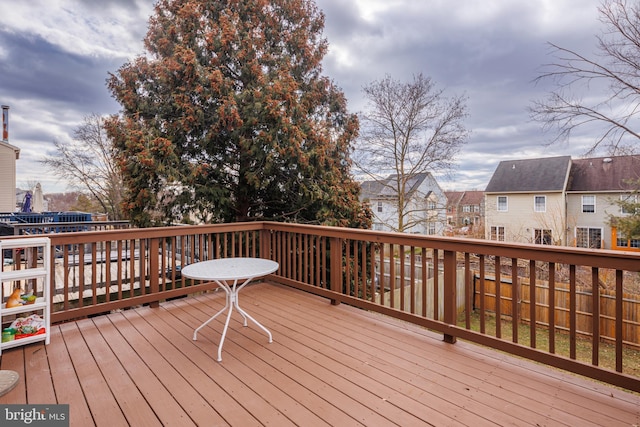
[3,219,639,268]
[263,221,640,270]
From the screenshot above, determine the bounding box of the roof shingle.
[485,156,571,193]
[568,156,640,192]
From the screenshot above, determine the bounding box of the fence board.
[474,275,640,348]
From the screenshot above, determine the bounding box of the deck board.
[204,295,467,426]
[178,296,412,427]
[1,282,639,426]
[59,321,130,427]
[129,301,296,426]
[23,344,56,404]
[161,301,335,427]
[45,325,94,425]
[252,287,555,425]
[112,310,238,426]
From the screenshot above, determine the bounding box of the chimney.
[1,105,8,142]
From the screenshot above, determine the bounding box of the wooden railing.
[1,221,639,393]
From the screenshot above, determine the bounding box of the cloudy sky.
[0,0,607,194]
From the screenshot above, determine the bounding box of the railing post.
[149,238,159,308]
[330,237,342,305]
[443,249,457,344]
[260,227,272,260]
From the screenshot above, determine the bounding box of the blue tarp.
[0,212,93,235]
[0,212,92,224]
[21,192,32,212]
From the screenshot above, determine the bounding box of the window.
[582,195,595,213]
[497,196,508,212]
[576,227,601,249]
[377,201,383,213]
[428,222,436,235]
[463,205,471,212]
[620,194,638,214]
[534,229,552,245]
[490,226,505,241]
[373,222,384,231]
[617,233,628,247]
[534,196,546,212]
[616,230,640,248]
[427,200,437,210]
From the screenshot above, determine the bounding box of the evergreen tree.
[106,0,371,228]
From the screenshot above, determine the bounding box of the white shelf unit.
[0,237,51,354]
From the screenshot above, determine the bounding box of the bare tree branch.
[41,114,126,220]
[530,0,640,154]
[355,73,469,232]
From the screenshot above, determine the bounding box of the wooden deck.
[0,282,638,426]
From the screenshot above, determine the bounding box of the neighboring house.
[566,156,640,250]
[445,191,464,229]
[360,172,446,235]
[445,190,484,235]
[0,140,20,213]
[484,154,640,251]
[484,156,572,245]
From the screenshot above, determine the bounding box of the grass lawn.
[460,311,640,379]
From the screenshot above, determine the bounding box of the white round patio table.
[180,257,279,362]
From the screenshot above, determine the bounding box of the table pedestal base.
[193,277,272,362]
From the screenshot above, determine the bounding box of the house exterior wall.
[370,198,399,232]
[370,192,445,234]
[484,155,639,250]
[458,204,482,227]
[444,191,484,237]
[418,174,446,235]
[485,192,567,245]
[366,173,446,235]
[0,142,17,212]
[485,190,632,249]
[566,192,625,249]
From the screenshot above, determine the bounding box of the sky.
[0,0,608,194]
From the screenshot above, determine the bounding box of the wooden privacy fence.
[474,274,640,348]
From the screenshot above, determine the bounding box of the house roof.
[0,140,20,159]
[460,190,484,205]
[360,172,434,199]
[567,155,640,192]
[485,156,571,193]
[444,191,464,206]
[445,190,483,207]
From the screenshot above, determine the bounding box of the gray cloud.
[0,0,607,193]
[314,0,605,189]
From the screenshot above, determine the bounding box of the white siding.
[0,143,17,212]
[485,192,567,245]
[362,173,447,235]
[567,193,623,249]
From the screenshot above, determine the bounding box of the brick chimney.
[1,105,8,142]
